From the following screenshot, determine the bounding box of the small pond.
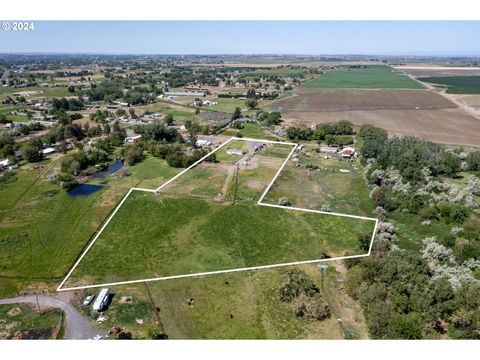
[91,160,124,179]
[68,184,104,197]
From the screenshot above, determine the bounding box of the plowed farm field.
[270,89,456,112]
[269,88,480,146]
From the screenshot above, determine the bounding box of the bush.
[466,151,480,171]
[278,269,319,302]
[294,293,331,321]
[419,206,439,221]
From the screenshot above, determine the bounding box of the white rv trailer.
[93,288,110,311]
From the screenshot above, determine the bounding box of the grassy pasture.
[77,262,368,339]
[418,76,480,94]
[263,148,374,216]
[303,66,424,89]
[225,157,284,202]
[0,154,182,296]
[65,191,374,288]
[0,163,124,283]
[0,86,71,101]
[221,123,279,141]
[209,98,246,113]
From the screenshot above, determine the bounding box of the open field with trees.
[65,191,374,288]
[303,66,424,89]
[418,76,480,94]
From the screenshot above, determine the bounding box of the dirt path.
[0,295,99,339]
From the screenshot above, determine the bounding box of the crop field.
[418,76,480,94]
[303,65,424,89]
[263,148,373,216]
[61,139,376,289]
[270,88,456,112]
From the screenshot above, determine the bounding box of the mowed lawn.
[418,76,480,94]
[65,192,375,287]
[303,65,424,89]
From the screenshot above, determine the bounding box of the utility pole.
[35,294,41,314]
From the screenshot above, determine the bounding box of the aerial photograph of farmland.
[1,13,480,356]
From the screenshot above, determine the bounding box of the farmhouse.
[339,147,356,158]
[124,135,142,144]
[196,139,212,147]
[226,149,244,156]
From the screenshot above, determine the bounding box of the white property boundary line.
[57,137,378,292]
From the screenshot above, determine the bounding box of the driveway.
[0,295,97,339]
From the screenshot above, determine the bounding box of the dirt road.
[0,295,97,339]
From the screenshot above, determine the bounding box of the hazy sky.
[1,21,479,55]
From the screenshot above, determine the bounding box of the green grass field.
[0,86,71,101]
[221,123,279,141]
[418,76,480,94]
[0,162,124,288]
[303,65,424,89]
[209,98,247,113]
[0,304,63,339]
[76,262,368,339]
[65,192,374,288]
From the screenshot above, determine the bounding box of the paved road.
[0,295,96,339]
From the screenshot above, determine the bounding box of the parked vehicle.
[83,294,95,306]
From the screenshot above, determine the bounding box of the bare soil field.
[282,108,480,146]
[270,89,456,112]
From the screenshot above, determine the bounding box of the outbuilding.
[226,149,244,156]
